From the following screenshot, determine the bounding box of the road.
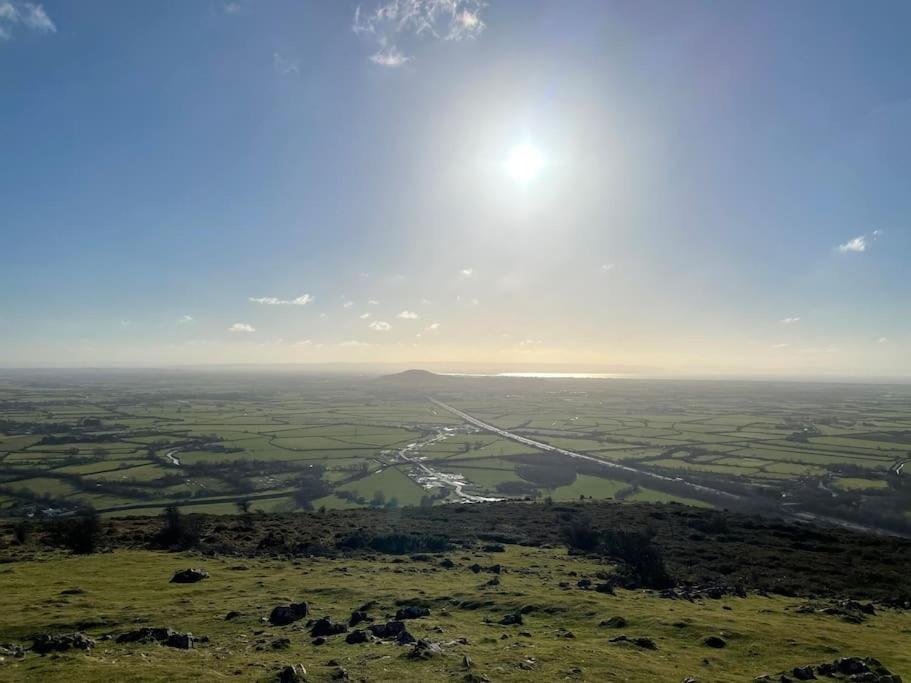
[431,398,911,538]
[430,398,742,503]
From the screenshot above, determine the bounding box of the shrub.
[51,506,101,554]
[154,505,201,549]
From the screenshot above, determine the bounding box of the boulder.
[407,639,443,660]
[702,635,726,648]
[395,606,430,620]
[599,616,627,628]
[170,568,209,584]
[0,643,25,658]
[31,633,96,654]
[270,603,310,626]
[278,664,307,683]
[309,617,347,638]
[368,621,406,639]
[348,610,369,627]
[345,630,370,645]
[499,613,523,626]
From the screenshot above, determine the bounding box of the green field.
[1,372,909,528]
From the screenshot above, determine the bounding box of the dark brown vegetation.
[3,500,911,602]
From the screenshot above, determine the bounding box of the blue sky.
[1,0,909,376]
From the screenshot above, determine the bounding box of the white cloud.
[396,310,419,319]
[228,322,256,333]
[359,312,371,319]
[0,2,55,40]
[877,337,888,344]
[838,236,867,253]
[179,315,194,324]
[119,320,132,328]
[369,320,391,331]
[353,0,486,66]
[771,343,790,349]
[249,293,313,306]
[600,263,615,272]
[368,299,380,305]
[340,340,369,348]
[370,46,409,67]
[837,230,880,254]
[343,300,354,308]
[294,339,313,348]
[223,1,242,14]
[460,267,473,277]
[779,317,800,324]
[426,322,440,331]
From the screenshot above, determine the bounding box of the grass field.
[1,372,909,529]
[0,545,907,682]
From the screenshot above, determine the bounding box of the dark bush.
[561,516,601,552]
[601,528,674,589]
[51,506,101,554]
[154,505,201,549]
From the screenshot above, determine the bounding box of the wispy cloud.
[340,339,369,348]
[368,299,380,305]
[779,317,800,324]
[273,52,299,76]
[837,230,881,254]
[179,315,194,324]
[771,343,790,349]
[343,300,354,309]
[369,320,391,331]
[0,2,55,41]
[877,337,888,344]
[600,263,615,273]
[353,0,486,67]
[249,294,313,306]
[396,310,419,319]
[360,312,372,319]
[228,322,256,333]
[426,322,440,331]
[460,267,473,277]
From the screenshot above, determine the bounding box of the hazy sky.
[1,0,909,377]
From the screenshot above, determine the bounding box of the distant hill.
[376,369,451,386]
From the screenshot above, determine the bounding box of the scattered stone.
[702,636,726,649]
[485,576,500,587]
[331,667,349,680]
[345,630,370,645]
[577,578,592,589]
[310,617,347,638]
[463,674,490,683]
[368,621,406,639]
[116,627,196,649]
[440,558,455,569]
[463,654,473,669]
[754,656,900,682]
[348,610,368,627]
[170,568,209,584]
[481,544,505,553]
[609,635,656,649]
[407,639,443,660]
[395,606,430,620]
[225,611,241,621]
[517,658,537,671]
[311,637,326,646]
[682,677,699,683]
[595,583,615,594]
[32,632,96,654]
[599,616,627,628]
[277,663,307,683]
[60,588,85,595]
[272,638,291,650]
[563,631,576,639]
[499,613,523,626]
[270,603,310,626]
[0,643,25,658]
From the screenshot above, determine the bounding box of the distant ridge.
[375,369,448,385]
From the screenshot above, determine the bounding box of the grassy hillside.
[1,545,909,682]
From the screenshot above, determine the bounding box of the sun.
[505,143,544,182]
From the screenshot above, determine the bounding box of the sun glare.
[505,143,544,182]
